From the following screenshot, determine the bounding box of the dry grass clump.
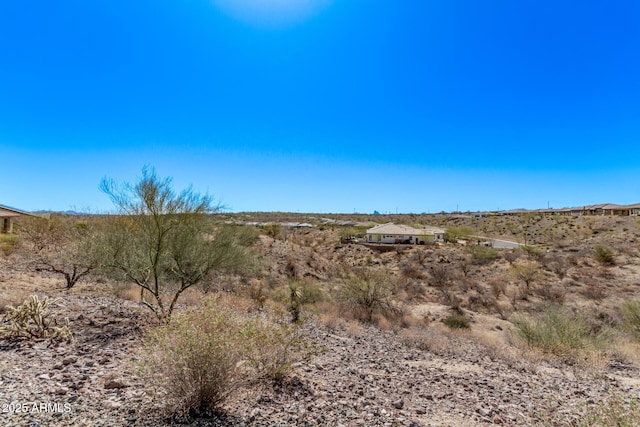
[579,281,607,301]
[621,299,640,340]
[140,296,309,419]
[111,282,141,302]
[0,234,21,256]
[399,325,453,354]
[594,244,616,266]
[538,393,640,427]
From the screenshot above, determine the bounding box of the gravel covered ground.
[2,290,640,427]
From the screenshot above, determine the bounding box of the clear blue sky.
[2,0,639,214]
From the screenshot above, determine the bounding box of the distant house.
[627,204,640,216]
[365,223,445,244]
[0,204,31,233]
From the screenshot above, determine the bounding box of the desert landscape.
[2,202,640,426]
[3,2,638,426]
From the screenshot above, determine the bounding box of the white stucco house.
[365,223,445,244]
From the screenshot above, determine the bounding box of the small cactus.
[0,295,72,342]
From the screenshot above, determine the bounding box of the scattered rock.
[104,379,128,389]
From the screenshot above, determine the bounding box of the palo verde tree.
[98,167,258,321]
[21,215,100,289]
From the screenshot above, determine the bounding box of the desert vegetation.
[2,179,640,425]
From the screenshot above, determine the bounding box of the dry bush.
[399,326,452,354]
[579,284,607,301]
[538,393,640,427]
[400,279,427,301]
[533,284,566,304]
[398,312,426,329]
[502,249,520,265]
[140,297,308,418]
[314,301,351,332]
[400,261,426,280]
[248,282,268,309]
[594,244,616,266]
[467,291,497,313]
[429,264,457,306]
[488,279,507,299]
[0,234,21,257]
[547,256,570,279]
[111,282,140,302]
[337,269,399,322]
[511,261,543,290]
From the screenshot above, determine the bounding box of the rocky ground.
[1,281,640,427]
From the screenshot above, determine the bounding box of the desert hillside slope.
[1,212,640,426]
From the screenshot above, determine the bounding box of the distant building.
[0,204,30,233]
[365,223,445,244]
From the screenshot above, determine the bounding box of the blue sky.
[1,0,639,213]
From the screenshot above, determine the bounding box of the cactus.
[0,295,72,342]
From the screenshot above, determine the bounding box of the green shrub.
[338,269,399,322]
[466,245,499,265]
[511,306,608,358]
[594,245,616,266]
[511,261,542,290]
[140,297,308,418]
[521,245,543,261]
[273,279,325,306]
[443,313,470,329]
[444,226,474,243]
[0,295,72,342]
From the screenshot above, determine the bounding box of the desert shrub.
[272,279,325,306]
[444,226,474,243]
[262,223,283,239]
[502,250,520,265]
[0,295,71,342]
[443,313,470,329]
[621,299,640,340]
[521,245,544,261]
[337,269,399,322]
[547,257,569,279]
[248,282,268,309]
[400,260,426,280]
[579,284,607,301]
[511,261,542,290]
[489,279,507,298]
[594,245,616,266]
[0,234,21,256]
[511,306,608,358]
[428,264,458,306]
[140,297,307,418]
[466,245,499,265]
[533,285,565,304]
[539,393,640,427]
